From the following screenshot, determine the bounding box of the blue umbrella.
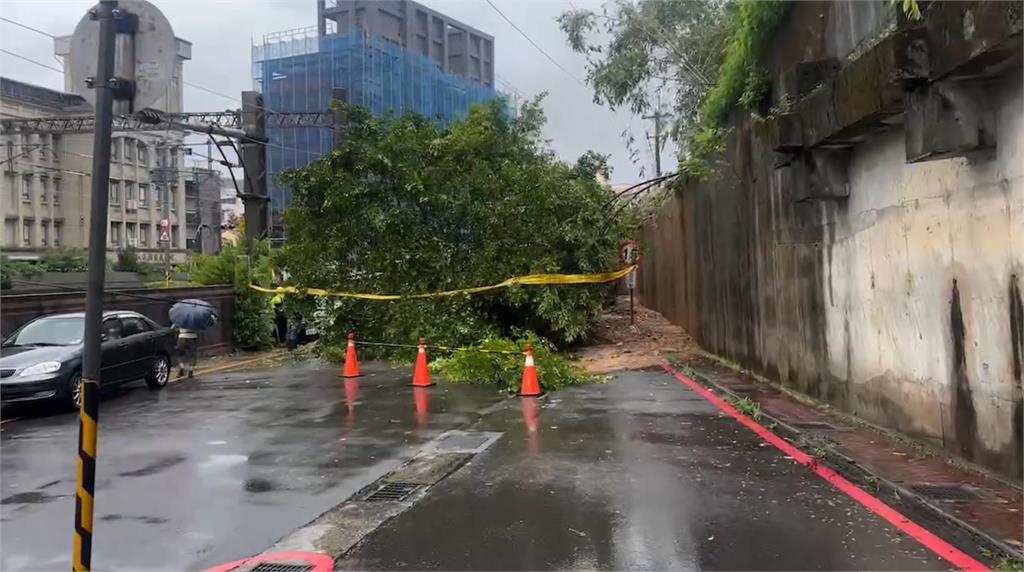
[169,299,218,330]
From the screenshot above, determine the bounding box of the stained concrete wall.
[638,4,1022,478]
[822,71,1022,473]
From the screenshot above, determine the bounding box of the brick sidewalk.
[676,352,1023,563]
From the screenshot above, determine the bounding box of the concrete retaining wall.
[1,285,236,355]
[638,2,1022,478]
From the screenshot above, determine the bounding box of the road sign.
[159,229,170,242]
[160,218,169,228]
[620,240,641,265]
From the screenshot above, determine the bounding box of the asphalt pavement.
[338,370,956,570]
[0,360,505,571]
[2,361,974,571]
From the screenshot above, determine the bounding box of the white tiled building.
[1,77,189,262]
[1,22,195,263]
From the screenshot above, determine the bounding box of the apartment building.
[1,78,189,262]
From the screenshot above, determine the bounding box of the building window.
[22,174,31,202]
[139,183,148,206]
[5,220,17,245]
[127,223,137,245]
[41,222,49,246]
[171,225,179,245]
[53,178,61,205]
[139,144,148,166]
[54,222,62,247]
[109,180,120,205]
[124,138,135,162]
[125,181,136,202]
[140,224,149,246]
[52,134,62,161]
[110,222,122,245]
[111,138,121,161]
[169,185,178,212]
[22,219,32,246]
[40,176,49,204]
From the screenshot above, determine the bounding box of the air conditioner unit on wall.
[126,199,138,211]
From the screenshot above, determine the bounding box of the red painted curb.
[662,363,989,572]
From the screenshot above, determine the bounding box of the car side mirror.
[101,333,109,342]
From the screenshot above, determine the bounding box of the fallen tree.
[279,97,632,363]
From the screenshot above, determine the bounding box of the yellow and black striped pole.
[73,379,99,571]
[74,0,118,569]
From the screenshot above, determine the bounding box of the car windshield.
[3,317,84,347]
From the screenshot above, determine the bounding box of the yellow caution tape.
[250,265,637,300]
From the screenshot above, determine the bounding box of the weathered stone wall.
[638,2,1023,478]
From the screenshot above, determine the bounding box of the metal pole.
[630,285,635,325]
[158,143,170,281]
[74,2,117,570]
[652,112,662,178]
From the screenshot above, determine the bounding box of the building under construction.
[253,0,498,238]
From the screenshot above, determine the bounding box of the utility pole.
[154,141,171,281]
[74,1,117,570]
[240,91,267,243]
[642,109,671,177]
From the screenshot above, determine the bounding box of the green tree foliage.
[560,0,789,179]
[700,0,788,127]
[432,333,598,393]
[188,241,275,349]
[280,97,630,353]
[558,0,732,163]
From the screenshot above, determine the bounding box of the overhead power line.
[484,0,585,86]
[0,48,64,74]
[0,16,56,38]
[183,81,240,104]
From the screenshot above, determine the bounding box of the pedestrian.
[272,292,288,345]
[176,326,198,378]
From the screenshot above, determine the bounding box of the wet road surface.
[0,360,505,571]
[339,370,953,570]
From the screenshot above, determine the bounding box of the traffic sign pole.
[75,2,117,570]
[619,240,641,326]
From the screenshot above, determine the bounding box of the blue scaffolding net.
[254,29,500,238]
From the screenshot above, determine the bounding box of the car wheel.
[66,371,83,410]
[146,354,170,390]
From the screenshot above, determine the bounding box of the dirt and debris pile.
[576,296,697,374]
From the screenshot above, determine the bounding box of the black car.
[0,311,178,409]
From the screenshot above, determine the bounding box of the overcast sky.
[1,0,675,184]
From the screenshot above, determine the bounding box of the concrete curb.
[671,362,1024,564]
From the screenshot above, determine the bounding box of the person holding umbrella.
[169,299,217,378]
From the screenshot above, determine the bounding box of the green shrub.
[39,248,89,272]
[431,333,598,393]
[0,257,44,289]
[113,247,140,272]
[190,241,275,349]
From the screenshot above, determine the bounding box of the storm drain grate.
[910,483,981,501]
[249,563,314,572]
[364,481,421,502]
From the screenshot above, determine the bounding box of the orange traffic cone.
[519,344,543,397]
[520,395,539,432]
[411,338,434,387]
[414,386,430,429]
[343,332,360,377]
